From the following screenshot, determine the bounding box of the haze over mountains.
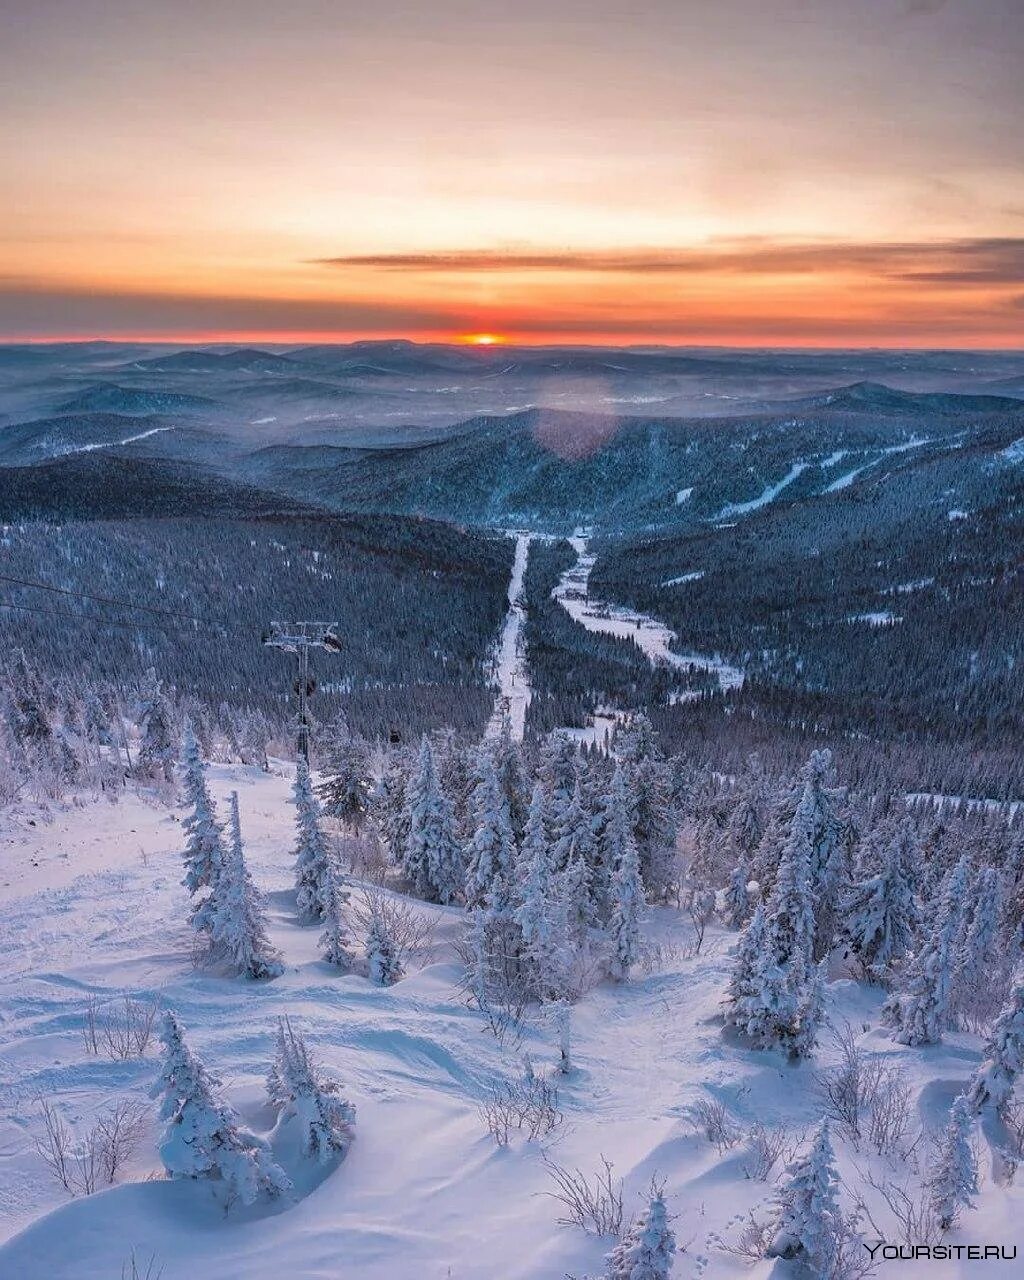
[3,341,1024,793]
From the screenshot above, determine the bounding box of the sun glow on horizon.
[458,333,507,346]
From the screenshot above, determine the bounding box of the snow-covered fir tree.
[883,856,968,1047]
[553,780,598,941]
[490,716,530,840]
[952,865,1002,1022]
[552,999,572,1074]
[604,1184,676,1280]
[728,802,821,1057]
[154,1011,289,1205]
[318,723,371,833]
[403,736,464,904]
[464,754,517,909]
[840,821,918,983]
[926,1095,978,1231]
[368,751,407,861]
[726,900,767,1013]
[607,768,645,981]
[967,972,1024,1112]
[293,759,334,922]
[516,781,572,1001]
[792,749,848,961]
[365,902,403,985]
[179,721,226,895]
[136,668,176,782]
[721,859,753,929]
[208,792,283,980]
[765,1119,841,1274]
[618,715,678,900]
[318,863,351,969]
[267,1017,355,1162]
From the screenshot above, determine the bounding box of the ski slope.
[554,537,744,691]
[485,531,532,742]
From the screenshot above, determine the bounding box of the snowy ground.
[485,531,533,742]
[1,767,1022,1278]
[553,536,744,692]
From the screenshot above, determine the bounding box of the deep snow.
[1,767,1022,1278]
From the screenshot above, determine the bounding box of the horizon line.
[2,333,1022,354]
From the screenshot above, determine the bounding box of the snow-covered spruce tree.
[403,736,464,904]
[967,972,1024,1112]
[318,863,351,969]
[491,715,530,841]
[883,856,968,1047]
[267,1017,355,1162]
[179,721,226,894]
[2,647,53,746]
[607,769,645,982]
[371,752,412,865]
[791,749,849,962]
[553,780,599,941]
[840,822,918,983]
[604,1183,676,1280]
[516,781,572,1001]
[927,1094,978,1231]
[238,710,270,771]
[293,759,334,922]
[464,754,517,910]
[722,859,753,929]
[951,865,1003,1022]
[618,715,678,900]
[136,668,176,782]
[725,900,767,1017]
[154,1011,289,1205]
[735,810,821,1057]
[318,724,371,833]
[765,1119,841,1274]
[365,901,404,985]
[538,731,579,856]
[209,792,283,980]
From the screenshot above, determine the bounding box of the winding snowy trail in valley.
[553,534,744,691]
[485,531,533,742]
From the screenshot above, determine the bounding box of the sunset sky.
[2,0,1022,346]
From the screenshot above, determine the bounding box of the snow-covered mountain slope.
[1,766,1020,1279]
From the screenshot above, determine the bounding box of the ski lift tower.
[262,621,342,763]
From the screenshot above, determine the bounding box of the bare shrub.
[97,1100,149,1183]
[349,886,439,970]
[339,833,389,886]
[708,1210,771,1263]
[815,1024,914,1158]
[543,1154,624,1236]
[711,1205,877,1280]
[741,1121,792,1181]
[479,1073,562,1146]
[686,1096,742,1154]
[82,996,159,1060]
[454,922,530,1049]
[866,1069,914,1159]
[122,1253,163,1280]
[35,1099,148,1197]
[36,1100,74,1192]
[687,888,716,955]
[854,1170,941,1247]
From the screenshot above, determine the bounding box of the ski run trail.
[485,531,532,743]
[1,764,1021,1278]
[553,535,744,692]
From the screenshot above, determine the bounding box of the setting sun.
[458,333,507,346]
